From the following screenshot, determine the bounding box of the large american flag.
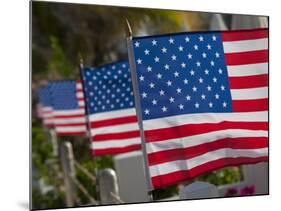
[81,61,142,155]
[49,80,87,136]
[129,28,268,189]
[37,85,54,127]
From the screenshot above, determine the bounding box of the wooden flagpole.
[125,18,154,201]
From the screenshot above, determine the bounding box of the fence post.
[60,141,77,207]
[49,129,59,157]
[97,168,120,204]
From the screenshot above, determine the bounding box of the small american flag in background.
[37,85,54,127]
[49,80,87,136]
[81,61,142,156]
[130,28,268,189]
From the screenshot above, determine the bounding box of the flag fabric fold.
[128,28,268,189]
[80,61,142,155]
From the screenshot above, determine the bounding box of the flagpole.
[78,53,99,182]
[125,18,154,201]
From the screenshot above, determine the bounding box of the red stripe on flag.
[54,122,86,127]
[43,123,54,128]
[54,114,85,119]
[57,131,86,136]
[151,156,268,189]
[144,121,268,143]
[90,115,138,128]
[232,98,268,112]
[43,119,54,127]
[229,74,268,89]
[221,29,268,41]
[92,144,142,156]
[148,137,268,165]
[93,130,140,141]
[225,50,268,66]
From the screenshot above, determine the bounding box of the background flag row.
[36,62,143,155]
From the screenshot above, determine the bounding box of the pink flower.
[225,187,238,197]
[240,185,255,196]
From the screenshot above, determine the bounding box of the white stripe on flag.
[223,38,268,53]
[76,92,84,98]
[90,122,139,136]
[43,118,54,124]
[54,117,86,124]
[55,126,87,132]
[227,63,268,77]
[89,108,136,122]
[41,106,53,112]
[53,109,85,116]
[78,101,85,106]
[43,113,53,118]
[230,87,268,100]
[91,137,141,149]
[142,111,268,130]
[76,83,83,89]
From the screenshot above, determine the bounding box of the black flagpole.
[78,53,99,199]
[125,18,154,201]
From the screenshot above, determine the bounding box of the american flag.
[129,28,268,189]
[49,80,87,136]
[37,85,54,127]
[81,61,142,155]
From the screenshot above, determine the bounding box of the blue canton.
[132,32,232,120]
[38,84,53,107]
[49,81,79,110]
[82,61,135,114]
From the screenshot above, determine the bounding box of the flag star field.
[133,32,232,120]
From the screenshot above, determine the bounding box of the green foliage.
[32,118,66,209]
[152,186,178,200]
[32,117,116,208]
[48,36,74,78]
[95,156,114,170]
[197,167,243,186]
[32,119,53,177]
[75,161,97,203]
[32,1,201,81]
[32,188,65,209]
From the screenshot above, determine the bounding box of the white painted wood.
[242,162,269,195]
[113,151,150,203]
[98,168,120,204]
[179,182,219,200]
